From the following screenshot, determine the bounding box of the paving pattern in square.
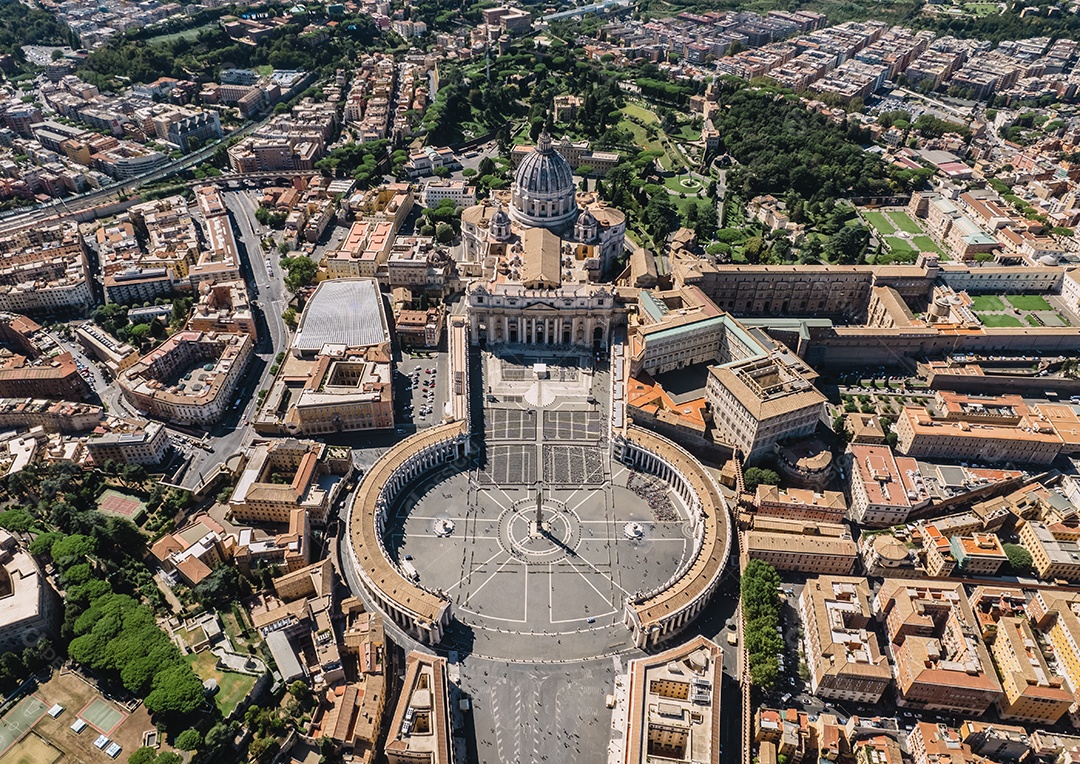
[485,409,537,441]
[543,445,606,485]
[382,349,698,661]
[476,444,536,485]
[543,410,601,441]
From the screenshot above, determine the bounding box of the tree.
[742,236,764,263]
[825,225,869,264]
[643,194,675,243]
[193,565,243,609]
[120,463,147,487]
[280,256,317,292]
[742,467,779,492]
[282,307,298,329]
[175,729,202,751]
[127,322,152,346]
[741,560,783,691]
[435,222,454,243]
[127,748,158,764]
[50,534,96,570]
[145,664,205,715]
[1003,543,1033,575]
[204,723,230,750]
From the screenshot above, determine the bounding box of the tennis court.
[0,696,48,758]
[0,733,61,764]
[79,698,125,735]
[96,489,145,519]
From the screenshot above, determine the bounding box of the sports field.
[0,696,47,759]
[79,697,125,735]
[0,733,61,764]
[96,489,145,519]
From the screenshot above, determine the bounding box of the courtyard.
[971,293,1073,328]
[861,207,945,260]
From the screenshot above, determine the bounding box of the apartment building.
[0,313,87,401]
[229,439,352,525]
[420,179,476,208]
[991,616,1074,723]
[894,402,1063,466]
[620,636,722,763]
[187,281,257,340]
[84,419,170,466]
[1027,589,1080,721]
[754,485,847,524]
[384,652,455,764]
[1018,519,1080,582]
[875,580,1002,715]
[799,576,892,703]
[0,531,61,652]
[118,331,254,426]
[706,352,825,460]
[949,532,1008,576]
[325,221,395,279]
[0,222,93,315]
[743,516,858,575]
[907,723,982,764]
[846,444,922,526]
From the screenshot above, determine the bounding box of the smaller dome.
[578,208,597,226]
[490,204,510,228]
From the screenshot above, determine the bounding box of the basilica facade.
[463,130,628,349]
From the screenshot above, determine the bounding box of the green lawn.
[971,295,1006,311]
[863,210,896,235]
[663,174,702,193]
[963,2,999,15]
[185,651,257,717]
[978,313,1023,327]
[145,22,217,45]
[1025,314,1042,326]
[617,118,671,168]
[623,102,659,124]
[886,210,923,234]
[1006,294,1052,311]
[911,235,944,255]
[886,236,915,253]
[677,124,699,140]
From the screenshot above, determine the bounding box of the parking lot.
[395,347,450,430]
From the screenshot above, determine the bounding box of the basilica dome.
[510,131,579,229]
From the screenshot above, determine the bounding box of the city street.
[170,189,292,490]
